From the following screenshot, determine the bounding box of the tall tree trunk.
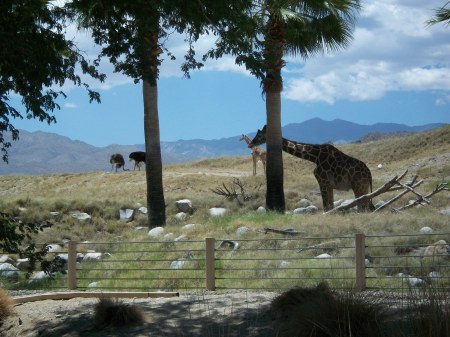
[265,90,285,211]
[263,15,285,212]
[143,80,166,227]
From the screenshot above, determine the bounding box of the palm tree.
[426,1,450,27]
[209,0,360,212]
[69,1,250,227]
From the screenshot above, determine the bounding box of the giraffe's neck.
[241,135,252,146]
[281,138,322,164]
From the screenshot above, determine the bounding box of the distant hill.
[0,118,445,175]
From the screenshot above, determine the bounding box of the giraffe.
[249,126,374,211]
[240,134,267,176]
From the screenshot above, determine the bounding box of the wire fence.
[1,232,449,293]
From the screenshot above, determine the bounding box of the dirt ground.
[0,291,280,337]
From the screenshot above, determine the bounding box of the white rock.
[293,207,308,214]
[0,263,19,279]
[298,198,312,207]
[279,261,291,268]
[440,208,450,215]
[428,271,440,280]
[47,244,63,253]
[163,233,174,240]
[148,226,165,238]
[182,224,196,230]
[377,164,383,169]
[256,206,266,213]
[138,207,148,214]
[174,234,187,242]
[419,226,433,234]
[50,211,60,217]
[88,282,100,288]
[120,208,134,222]
[209,207,226,216]
[0,255,14,264]
[16,258,30,271]
[315,253,332,259]
[407,277,425,287]
[236,226,251,236]
[83,252,103,261]
[170,258,189,270]
[306,205,318,213]
[70,211,91,221]
[175,212,187,221]
[29,271,49,282]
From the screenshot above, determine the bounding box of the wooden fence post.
[355,233,366,292]
[205,238,216,291]
[67,241,77,290]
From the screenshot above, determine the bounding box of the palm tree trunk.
[263,15,286,212]
[265,90,285,211]
[143,80,166,227]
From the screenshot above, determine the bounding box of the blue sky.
[12,0,450,147]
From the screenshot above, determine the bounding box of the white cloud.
[283,0,450,104]
[64,102,77,109]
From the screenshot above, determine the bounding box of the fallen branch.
[325,170,409,214]
[374,179,424,212]
[394,182,449,212]
[263,227,305,236]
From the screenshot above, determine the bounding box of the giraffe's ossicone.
[250,125,374,211]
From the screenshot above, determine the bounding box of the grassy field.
[0,125,449,292]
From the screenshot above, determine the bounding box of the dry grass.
[0,288,14,323]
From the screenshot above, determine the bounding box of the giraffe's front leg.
[319,183,334,211]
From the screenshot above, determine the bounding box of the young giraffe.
[240,134,267,176]
[249,126,374,211]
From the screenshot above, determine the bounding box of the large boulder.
[176,199,194,214]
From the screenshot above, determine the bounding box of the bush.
[271,282,389,337]
[94,298,145,328]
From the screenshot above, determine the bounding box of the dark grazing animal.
[129,151,146,171]
[110,153,129,172]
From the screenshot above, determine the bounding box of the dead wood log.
[394,182,449,212]
[263,227,305,236]
[325,170,409,214]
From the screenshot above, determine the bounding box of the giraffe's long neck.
[241,135,252,146]
[281,137,322,164]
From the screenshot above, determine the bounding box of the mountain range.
[0,118,444,175]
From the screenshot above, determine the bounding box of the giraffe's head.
[249,125,267,147]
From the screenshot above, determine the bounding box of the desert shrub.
[271,282,389,337]
[0,288,14,323]
[94,298,144,328]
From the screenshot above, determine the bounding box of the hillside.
[0,118,444,175]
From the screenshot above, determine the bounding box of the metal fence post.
[67,241,77,290]
[205,237,216,291]
[355,233,366,292]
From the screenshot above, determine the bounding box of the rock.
[0,263,19,280]
[170,258,189,270]
[236,226,251,236]
[440,208,450,215]
[419,226,433,234]
[279,261,291,268]
[163,233,174,240]
[29,271,50,282]
[120,208,134,222]
[138,207,148,214]
[88,282,100,288]
[50,211,60,217]
[374,200,385,209]
[256,206,266,213]
[175,212,187,221]
[47,244,63,253]
[176,199,193,214]
[218,240,239,251]
[423,240,450,257]
[182,224,196,231]
[174,234,186,242]
[148,226,165,238]
[16,258,30,271]
[297,198,312,207]
[377,163,383,169]
[293,205,318,214]
[406,276,426,287]
[315,253,332,259]
[209,207,226,217]
[0,255,14,264]
[70,211,91,221]
[83,252,106,261]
